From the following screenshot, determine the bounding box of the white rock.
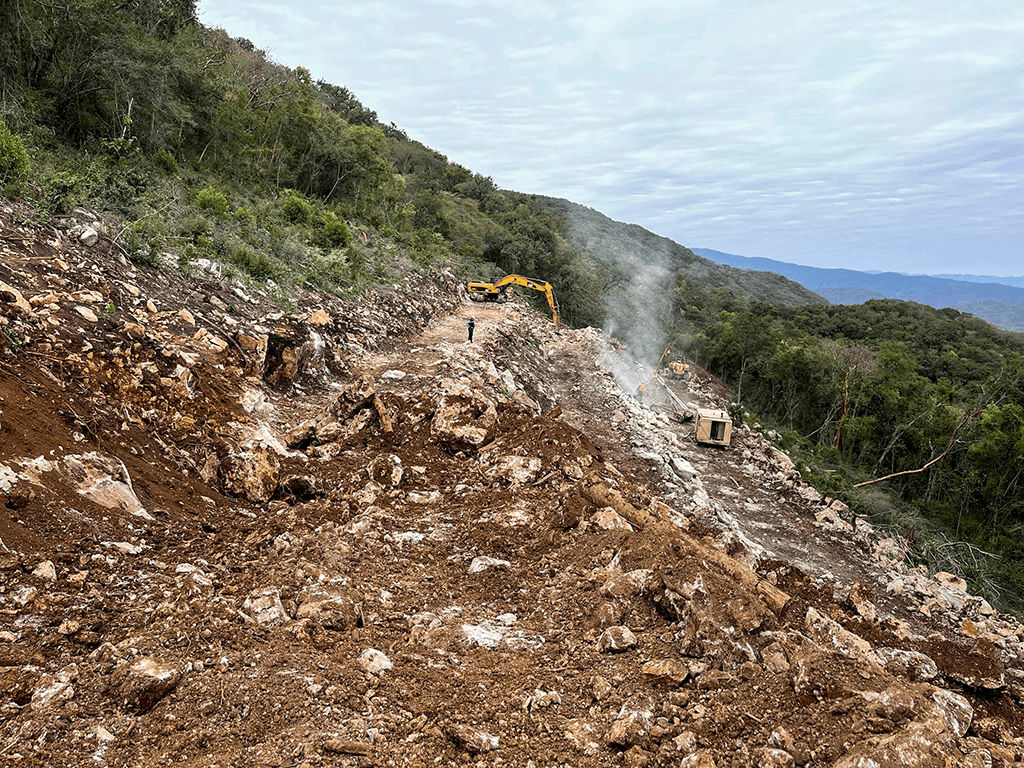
[113,658,181,713]
[591,506,633,531]
[469,556,511,573]
[408,490,441,504]
[60,452,147,516]
[358,648,393,675]
[929,687,973,738]
[671,456,697,481]
[597,626,638,653]
[31,677,74,710]
[242,588,289,626]
[461,622,506,648]
[32,560,57,581]
[79,227,99,246]
[448,724,499,753]
[391,531,425,546]
[104,541,144,555]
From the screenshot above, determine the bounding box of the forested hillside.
[538,196,826,362]
[3,0,1024,614]
[0,0,609,328]
[670,292,1024,612]
[695,247,1024,332]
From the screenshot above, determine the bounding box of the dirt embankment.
[3,198,1024,767]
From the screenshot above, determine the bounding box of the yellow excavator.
[465,274,560,327]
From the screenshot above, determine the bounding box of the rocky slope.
[2,196,1024,767]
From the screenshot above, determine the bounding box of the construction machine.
[694,408,733,446]
[465,274,560,327]
[667,358,690,381]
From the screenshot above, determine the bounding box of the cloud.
[197,0,1024,275]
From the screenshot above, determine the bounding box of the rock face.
[1,197,1024,766]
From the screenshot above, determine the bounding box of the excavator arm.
[465,274,560,327]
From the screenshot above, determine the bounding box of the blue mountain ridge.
[692,249,1024,332]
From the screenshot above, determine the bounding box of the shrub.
[282,192,313,224]
[234,206,255,224]
[178,215,212,242]
[314,213,351,248]
[124,220,163,269]
[40,171,81,215]
[305,251,353,292]
[230,244,278,279]
[0,119,31,182]
[152,149,179,175]
[195,186,230,217]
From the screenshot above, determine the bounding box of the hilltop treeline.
[0,0,602,326]
[671,288,1024,612]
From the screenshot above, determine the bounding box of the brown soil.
[2,198,1024,767]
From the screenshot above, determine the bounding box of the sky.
[196,0,1024,277]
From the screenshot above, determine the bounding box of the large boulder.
[110,658,181,714]
[218,445,280,502]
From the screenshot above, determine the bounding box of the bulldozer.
[666,358,690,381]
[465,274,559,327]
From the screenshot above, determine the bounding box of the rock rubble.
[2,196,1024,766]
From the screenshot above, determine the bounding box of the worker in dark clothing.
[466,316,475,342]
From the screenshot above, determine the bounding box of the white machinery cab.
[695,408,732,447]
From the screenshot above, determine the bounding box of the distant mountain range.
[693,248,1024,333]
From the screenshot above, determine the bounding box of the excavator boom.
[465,274,560,327]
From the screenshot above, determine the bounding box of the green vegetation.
[0,118,31,184]
[671,293,1024,615]
[0,0,592,317]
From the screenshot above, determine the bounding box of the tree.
[826,342,875,448]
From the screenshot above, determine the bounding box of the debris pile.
[2,197,1024,766]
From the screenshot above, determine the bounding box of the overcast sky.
[197,0,1024,277]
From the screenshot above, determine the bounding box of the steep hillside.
[3,200,1024,767]
[535,197,827,363]
[695,248,1024,332]
[538,198,826,305]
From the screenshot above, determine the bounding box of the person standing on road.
[466,316,475,342]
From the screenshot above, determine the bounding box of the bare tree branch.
[854,407,983,488]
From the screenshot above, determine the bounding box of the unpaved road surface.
[3,198,1024,767]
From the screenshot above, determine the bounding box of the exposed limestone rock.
[78,227,99,246]
[597,626,638,653]
[431,391,498,450]
[876,648,940,682]
[295,585,358,630]
[218,445,280,502]
[358,648,393,675]
[242,587,289,626]
[446,724,499,753]
[30,665,77,711]
[59,452,148,516]
[606,705,652,747]
[0,281,33,315]
[111,658,181,713]
[640,660,690,686]
[2,205,1024,767]
[468,556,511,573]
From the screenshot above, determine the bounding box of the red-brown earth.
[2,196,1024,767]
